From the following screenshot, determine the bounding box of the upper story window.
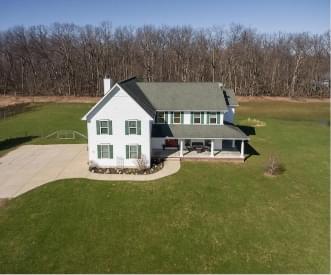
[209,112,217,124]
[125,120,141,135]
[193,112,202,124]
[96,120,112,135]
[129,120,137,134]
[173,112,182,124]
[156,112,166,123]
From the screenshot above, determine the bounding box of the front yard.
[0,101,329,273]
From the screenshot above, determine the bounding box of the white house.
[82,77,249,168]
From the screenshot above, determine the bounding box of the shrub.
[264,154,285,176]
[136,154,149,172]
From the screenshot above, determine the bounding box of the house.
[82,77,249,168]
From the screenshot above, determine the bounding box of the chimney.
[103,78,113,95]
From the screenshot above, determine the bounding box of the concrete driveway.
[0,144,180,198]
[0,144,89,198]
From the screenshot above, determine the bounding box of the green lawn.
[0,103,93,156]
[0,101,329,273]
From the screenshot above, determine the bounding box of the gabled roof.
[151,124,249,140]
[223,88,239,106]
[118,77,155,117]
[81,80,155,120]
[82,77,239,120]
[137,82,228,111]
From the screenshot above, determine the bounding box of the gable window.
[126,145,141,159]
[97,120,112,135]
[193,112,201,124]
[173,112,182,124]
[156,112,166,123]
[97,144,113,159]
[209,112,217,124]
[125,120,141,135]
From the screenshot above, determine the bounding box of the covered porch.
[151,123,249,161]
[152,139,246,160]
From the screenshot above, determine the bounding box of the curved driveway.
[0,144,180,198]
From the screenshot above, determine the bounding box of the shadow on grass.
[0,103,40,120]
[244,142,260,160]
[0,136,38,152]
[237,125,256,136]
[234,124,259,160]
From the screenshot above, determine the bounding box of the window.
[128,120,137,134]
[129,145,138,159]
[193,112,201,124]
[173,112,181,124]
[156,112,166,123]
[126,145,141,159]
[100,120,109,134]
[125,120,141,135]
[97,144,113,159]
[97,120,112,135]
[209,112,217,124]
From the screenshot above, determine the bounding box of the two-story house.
[82,77,249,168]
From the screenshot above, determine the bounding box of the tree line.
[0,22,329,97]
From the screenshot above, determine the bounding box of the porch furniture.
[186,145,193,152]
[195,147,203,153]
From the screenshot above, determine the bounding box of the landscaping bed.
[89,157,164,175]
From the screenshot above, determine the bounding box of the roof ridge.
[118,76,137,84]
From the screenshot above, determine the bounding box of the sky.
[0,0,329,34]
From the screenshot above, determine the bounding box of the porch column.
[210,140,214,157]
[240,140,245,158]
[220,140,223,151]
[232,140,236,148]
[179,139,184,157]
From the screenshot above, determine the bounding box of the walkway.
[0,144,180,198]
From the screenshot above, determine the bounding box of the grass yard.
[0,103,93,156]
[0,101,329,273]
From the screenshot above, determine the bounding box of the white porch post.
[220,139,223,151]
[210,140,214,157]
[179,139,184,157]
[240,140,245,157]
[232,140,236,148]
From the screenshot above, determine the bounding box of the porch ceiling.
[151,124,249,140]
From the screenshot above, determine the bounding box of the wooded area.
[0,22,329,97]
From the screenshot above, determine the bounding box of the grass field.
[0,101,329,273]
[0,103,93,156]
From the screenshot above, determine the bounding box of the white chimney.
[103,78,113,95]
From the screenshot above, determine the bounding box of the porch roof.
[151,124,249,140]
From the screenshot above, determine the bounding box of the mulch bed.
[89,158,164,175]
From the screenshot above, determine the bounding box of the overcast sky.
[0,0,329,33]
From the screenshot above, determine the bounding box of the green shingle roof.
[137,82,228,111]
[223,88,238,106]
[118,77,155,117]
[152,124,249,140]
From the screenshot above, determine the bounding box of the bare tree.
[0,22,329,97]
